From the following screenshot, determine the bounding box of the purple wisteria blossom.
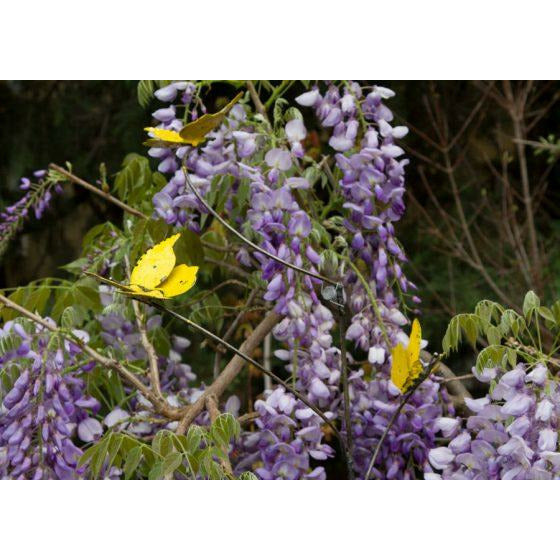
[0,170,62,256]
[237,387,333,480]
[0,320,101,479]
[427,364,560,479]
[147,83,249,232]
[297,82,448,478]
[97,286,201,435]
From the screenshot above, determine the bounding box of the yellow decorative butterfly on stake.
[390,318,424,392]
[88,233,198,299]
[144,91,244,148]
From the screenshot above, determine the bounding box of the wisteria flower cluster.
[0,319,101,479]
[0,170,61,257]
[143,80,449,479]
[237,387,334,479]
[97,286,201,435]
[427,363,560,479]
[295,82,449,478]
[148,82,247,232]
[147,82,356,477]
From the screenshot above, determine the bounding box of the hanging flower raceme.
[0,319,101,479]
[427,363,560,480]
[237,387,333,480]
[146,83,341,478]
[232,158,341,479]
[147,82,250,232]
[96,286,200,437]
[295,82,449,478]
[0,169,62,258]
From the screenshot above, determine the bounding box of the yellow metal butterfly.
[144,92,244,148]
[88,233,198,299]
[390,318,423,392]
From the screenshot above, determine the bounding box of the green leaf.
[238,471,258,480]
[151,430,165,456]
[148,462,164,480]
[1,287,26,322]
[123,446,143,480]
[284,107,303,123]
[486,325,502,346]
[190,293,224,332]
[151,327,171,357]
[537,306,555,324]
[91,436,111,480]
[61,306,79,330]
[77,444,100,469]
[273,97,289,130]
[474,299,504,325]
[74,281,102,312]
[462,315,479,348]
[138,80,155,108]
[24,286,51,316]
[475,345,517,373]
[186,425,203,455]
[114,154,152,205]
[106,435,124,471]
[60,257,90,274]
[522,291,540,320]
[161,452,183,477]
[210,413,240,449]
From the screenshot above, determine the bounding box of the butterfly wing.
[390,343,410,392]
[178,92,243,145]
[157,264,198,298]
[407,319,421,365]
[144,128,188,148]
[406,318,423,388]
[130,233,180,291]
[124,285,167,299]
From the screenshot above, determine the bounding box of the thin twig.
[365,357,440,480]
[213,287,259,378]
[365,390,415,480]
[125,255,163,400]
[421,350,472,401]
[0,293,183,419]
[132,299,163,400]
[204,256,252,280]
[238,411,260,426]
[48,163,148,220]
[246,81,267,118]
